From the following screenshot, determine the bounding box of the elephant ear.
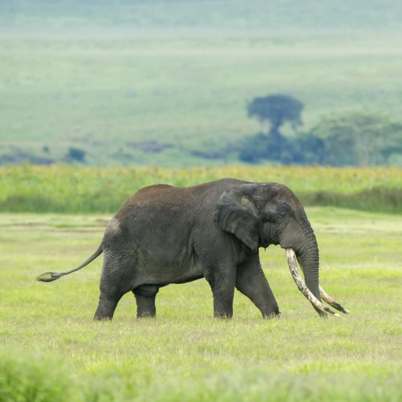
[215,189,259,251]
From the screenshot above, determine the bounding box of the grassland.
[1,165,402,214]
[1,208,401,401]
[2,32,402,165]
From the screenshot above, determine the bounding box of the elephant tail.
[36,243,103,283]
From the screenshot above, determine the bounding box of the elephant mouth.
[285,249,349,317]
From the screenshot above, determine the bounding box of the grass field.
[2,4,402,400]
[3,32,402,165]
[1,208,402,401]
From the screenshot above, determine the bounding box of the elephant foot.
[262,310,281,319]
[93,314,113,321]
[214,312,233,319]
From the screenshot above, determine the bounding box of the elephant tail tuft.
[36,243,103,283]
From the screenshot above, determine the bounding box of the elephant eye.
[277,209,287,218]
[263,203,291,222]
[277,202,291,217]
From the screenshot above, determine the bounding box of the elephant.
[37,178,348,320]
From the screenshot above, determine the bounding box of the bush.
[0,354,74,402]
[67,147,86,163]
[238,133,326,165]
[312,113,402,166]
[239,133,290,163]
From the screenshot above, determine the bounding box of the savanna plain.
[1,167,402,402]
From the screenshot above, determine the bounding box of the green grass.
[2,32,402,165]
[1,165,402,213]
[1,208,402,401]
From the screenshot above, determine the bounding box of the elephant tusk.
[286,249,339,318]
[320,286,349,314]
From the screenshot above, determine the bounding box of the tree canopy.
[247,94,304,137]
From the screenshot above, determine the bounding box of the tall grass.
[1,351,402,402]
[0,165,401,213]
[0,355,73,402]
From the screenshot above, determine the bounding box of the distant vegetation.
[0,165,401,213]
[239,95,402,166]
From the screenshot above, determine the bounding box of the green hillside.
[2,0,402,32]
[1,1,402,165]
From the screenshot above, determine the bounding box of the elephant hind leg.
[93,251,136,321]
[94,292,123,320]
[133,285,159,318]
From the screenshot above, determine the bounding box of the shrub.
[67,147,86,163]
[0,354,75,402]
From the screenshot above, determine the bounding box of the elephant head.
[215,183,348,317]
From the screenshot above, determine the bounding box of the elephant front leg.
[236,254,280,318]
[206,268,236,318]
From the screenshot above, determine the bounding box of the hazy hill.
[1,1,402,166]
[1,0,402,34]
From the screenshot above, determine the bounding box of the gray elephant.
[37,178,347,319]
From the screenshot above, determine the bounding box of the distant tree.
[239,93,306,164]
[67,147,86,163]
[247,94,304,139]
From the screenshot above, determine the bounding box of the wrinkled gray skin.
[40,178,321,320]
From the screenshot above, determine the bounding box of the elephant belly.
[133,247,203,287]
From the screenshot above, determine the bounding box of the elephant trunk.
[285,221,349,317]
[296,228,320,301]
